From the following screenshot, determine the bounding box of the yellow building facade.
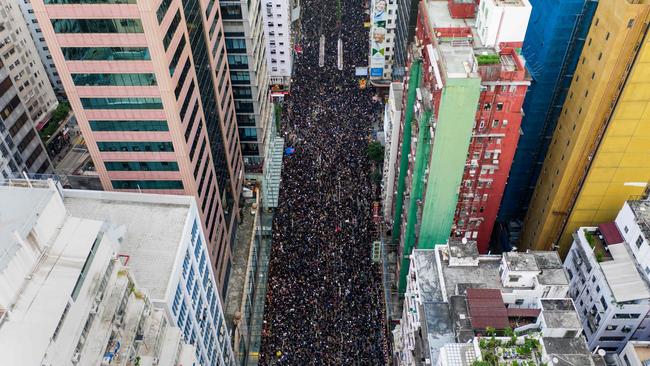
[521,0,650,257]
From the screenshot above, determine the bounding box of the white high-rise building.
[0,179,236,366]
[381,82,402,222]
[0,0,56,176]
[0,0,57,126]
[14,0,63,97]
[564,199,650,354]
[261,0,293,92]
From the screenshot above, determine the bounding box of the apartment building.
[389,0,531,292]
[369,0,397,83]
[221,0,272,166]
[0,0,58,127]
[262,0,293,91]
[15,0,64,97]
[0,180,235,365]
[521,0,650,257]
[381,82,403,222]
[565,199,650,354]
[31,0,244,291]
[0,0,56,176]
[393,240,590,365]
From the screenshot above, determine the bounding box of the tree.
[51,102,70,124]
[367,141,384,162]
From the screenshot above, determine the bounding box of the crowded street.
[259,0,388,363]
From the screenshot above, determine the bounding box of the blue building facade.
[496,0,598,246]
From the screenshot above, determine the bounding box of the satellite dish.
[597,349,606,357]
[462,238,468,244]
[552,357,559,364]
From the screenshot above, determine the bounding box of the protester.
[259,0,388,363]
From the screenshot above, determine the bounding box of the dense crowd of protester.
[259,0,388,363]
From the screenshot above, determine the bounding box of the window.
[614,313,641,319]
[71,73,157,86]
[492,120,499,128]
[111,180,184,189]
[169,37,187,76]
[230,71,250,84]
[605,32,610,41]
[514,299,524,305]
[605,325,617,331]
[89,120,168,131]
[81,97,163,110]
[600,296,608,310]
[496,102,503,111]
[174,62,192,98]
[163,11,182,49]
[636,235,644,248]
[220,4,242,19]
[96,141,174,152]
[239,127,257,141]
[44,0,136,3]
[105,161,179,171]
[232,86,252,99]
[51,19,143,33]
[157,0,174,23]
[61,47,151,61]
[624,226,629,233]
[598,336,625,342]
[509,275,520,282]
[225,38,246,53]
[227,54,248,69]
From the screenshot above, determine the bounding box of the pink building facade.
[32,0,243,293]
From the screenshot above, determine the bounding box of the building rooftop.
[0,185,56,271]
[598,222,624,245]
[541,337,604,366]
[539,299,582,330]
[628,200,650,240]
[63,190,192,300]
[466,288,509,330]
[531,251,563,269]
[600,243,650,302]
[427,0,475,29]
[438,249,504,298]
[493,0,526,7]
[448,238,479,260]
[412,250,456,364]
[440,343,477,366]
[504,252,539,272]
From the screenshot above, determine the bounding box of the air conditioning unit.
[90,303,99,315]
[153,358,160,365]
[71,352,80,364]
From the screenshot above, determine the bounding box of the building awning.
[598,222,624,245]
[601,244,650,302]
[467,288,509,330]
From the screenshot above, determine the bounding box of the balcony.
[476,48,527,82]
[578,228,613,263]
